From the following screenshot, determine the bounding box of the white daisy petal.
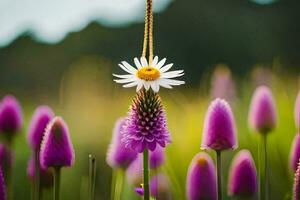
[123,81,138,88]
[161,71,184,79]
[144,81,150,90]
[114,78,135,84]
[152,56,159,66]
[141,57,148,67]
[161,79,185,86]
[122,61,137,73]
[136,80,144,91]
[134,58,142,69]
[159,63,173,73]
[158,79,173,89]
[113,74,135,79]
[156,58,166,69]
[118,64,133,74]
[151,82,160,92]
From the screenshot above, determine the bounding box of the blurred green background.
[0,0,300,199]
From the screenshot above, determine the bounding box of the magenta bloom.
[186,152,217,200]
[126,155,143,186]
[0,95,22,135]
[149,145,165,169]
[122,90,171,153]
[27,106,54,151]
[248,86,277,134]
[201,98,237,151]
[0,168,6,200]
[106,118,137,169]
[290,133,300,171]
[40,117,75,169]
[0,144,13,181]
[228,150,257,197]
[294,160,300,200]
[295,91,300,129]
[27,156,53,188]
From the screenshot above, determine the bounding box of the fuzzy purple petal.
[290,133,300,171]
[293,160,300,200]
[248,86,277,134]
[186,152,217,200]
[201,98,237,151]
[228,150,257,197]
[27,106,54,151]
[106,118,137,169]
[149,145,165,169]
[0,95,23,135]
[40,117,75,169]
[122,90,171,153]
[295,91,300,129]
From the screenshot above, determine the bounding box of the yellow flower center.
[137,66,160,81]
[197,157,208,167]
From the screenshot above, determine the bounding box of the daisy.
[113,56,185,92]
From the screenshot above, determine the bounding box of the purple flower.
[0,95,23,135]
[122,90,171,153]
[201,98,237,151]
[228,149,257,197]
[150,173,172,199]
[293,160,300,200]
[27,106,54,151]
[186,152,217,200]
[149,145,165,169]
[295,91,300,129]
[210,65,236,103]
[0,168,6,200]
[248,86,277,134]
[290,133,300,171]
[40,117,75,169]
[126,155,143,186]
[135,187,144,196]
[106,118,137,169]
[0,144,13,181]
[27,156,53,188]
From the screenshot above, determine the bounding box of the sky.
[0,0,172,46]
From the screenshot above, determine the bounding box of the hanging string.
[142,0,154,64]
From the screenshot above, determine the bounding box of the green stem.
[53,167,61,200]
[115,169,124,200]
[143,150,150,200]
[110,169,117,200]
[216,150,222,200]
[89,155,96,200]
[259,134,268,200]
[35,150,41,200]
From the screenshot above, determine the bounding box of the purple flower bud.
[290,133,300,171]
[248,86,277,134]
[0,95,23,136]
[0,144,13,181]
[27,156,53,188]
[122,90,171,153]
[106,118,137,169]
[295,91,300,129]
[27,106,54,151]
[228,150,257,197]
[293,160,300,200]
[135,187,144,196]
[186,152,217,200]
[0,168,6,200]
[40,117,75,169]
[201,98,237,151]
[149,145,165,169]
[126,155,142,186]
[150,173,172,199]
